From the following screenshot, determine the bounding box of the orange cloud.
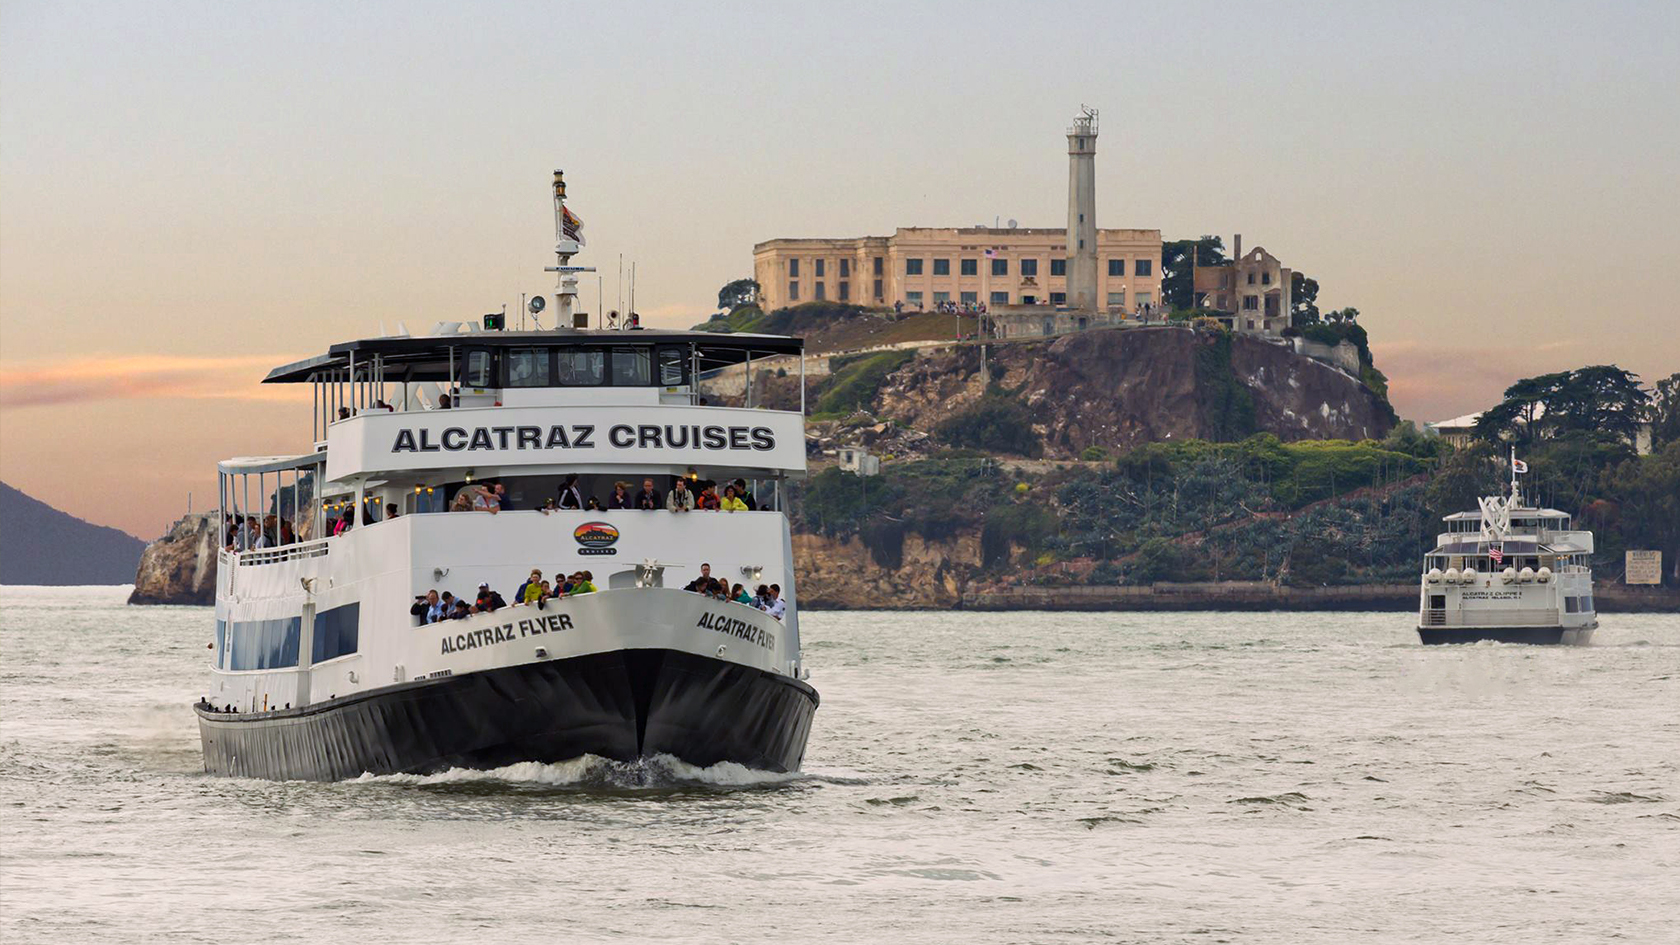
[0,354,311,409]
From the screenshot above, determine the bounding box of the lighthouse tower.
[1065,106,1099,312]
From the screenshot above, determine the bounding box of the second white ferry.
[195,173,818,779]
[1418,452,1597,645]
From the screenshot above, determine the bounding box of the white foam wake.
[345,753,811,790]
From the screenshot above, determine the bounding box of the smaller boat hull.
[1416,625,1595,646]
[197,647,817,781]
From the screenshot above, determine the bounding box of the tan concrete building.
[753,226,1162,315]
[1192,234,1293,335]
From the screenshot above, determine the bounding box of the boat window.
[505,348,551,388]
[312,603,360,662]
[1564,596,1579,613]
[226,616,302,671]
[556,348,605,386]
[463,349,495,389]
[657,345,688,386]
[610,346,652,386]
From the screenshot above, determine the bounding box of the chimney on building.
[1233,233,1242,260]
[1066,106,1099,312]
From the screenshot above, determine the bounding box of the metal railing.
[233,538,332,568]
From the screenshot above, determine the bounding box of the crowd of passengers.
[410,569,599,624]
[407,563,786,625]
[446,474,759,515]
[680,562,787,619]
[228,474,761,550]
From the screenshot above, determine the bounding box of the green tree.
[1473,366,1647,445]
[1160,236,1227,311]
[1650,372,1680,448]
[1605,442,1680,582]
[717,278,760,311]
[1290,272,1320,327]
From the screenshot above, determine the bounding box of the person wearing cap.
[475,582,506,613]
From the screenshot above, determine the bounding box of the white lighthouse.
[1065,106,1099,312]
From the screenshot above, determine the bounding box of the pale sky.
[3,0,1678,538]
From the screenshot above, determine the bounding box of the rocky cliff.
[876,327,1392,456]
[128,513,218,605]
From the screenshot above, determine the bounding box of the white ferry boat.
[1417,453,1596,645]
[196,174,817,779]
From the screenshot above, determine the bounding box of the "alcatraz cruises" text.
[391,423,776,454]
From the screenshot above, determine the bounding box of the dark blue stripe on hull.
[196,649,817,781]
[1417,626,1593,645]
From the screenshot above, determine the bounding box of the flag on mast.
[1512,458,1528,474]
[561,206,586,246]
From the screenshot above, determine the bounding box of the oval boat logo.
[573,521,619,548]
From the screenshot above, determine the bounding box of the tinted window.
[463,350,494,388]
[556,348,604,386]
[505,348,550,387]
[656,346,687,386]
[313,603,360,662]
[227,616,302,671]
[611,347,652,386]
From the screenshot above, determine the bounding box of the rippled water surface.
[2,587,1677,944]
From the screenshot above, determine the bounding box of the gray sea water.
[1,586,1676,944]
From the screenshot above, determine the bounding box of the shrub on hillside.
[936,394,1041,457]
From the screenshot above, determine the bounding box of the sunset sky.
[3,1,1678,539]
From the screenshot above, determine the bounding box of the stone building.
[752,107,1160,317]
[1192,234,1294,335]
[752,227,1161,315]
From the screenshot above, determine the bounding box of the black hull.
[1417,625,1595,645]
[196,649,817,781]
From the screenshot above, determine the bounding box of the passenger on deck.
[449,600,471,619]
[411,590,441,623]
[636,478,661,510]
[475,582,507,612]
[666,478,695,512]
[557,474,584,510]
[515,568,543,603]
[585,496,603,511]
[568,571,597,595]
[384,504,399,520]
[437,394,453,410]
[608,481,632,509]
[539,497,560,514]
[440,591,457,614]
[753,584,771,609]
[696,483,721,511]
[332,509,353,537]
[720,484,749,512]
[684,564,713,591]
[733,479,757,511]
[763,584,786,620]
[473,483,505,514]
[731,583,754,605]
[336,407,351,421]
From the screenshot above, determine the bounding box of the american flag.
[1489,544,1504,566]
[984,247,999,258]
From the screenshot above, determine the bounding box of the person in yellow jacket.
[719,484,750,512]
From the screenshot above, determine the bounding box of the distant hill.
[0,482,146,585]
